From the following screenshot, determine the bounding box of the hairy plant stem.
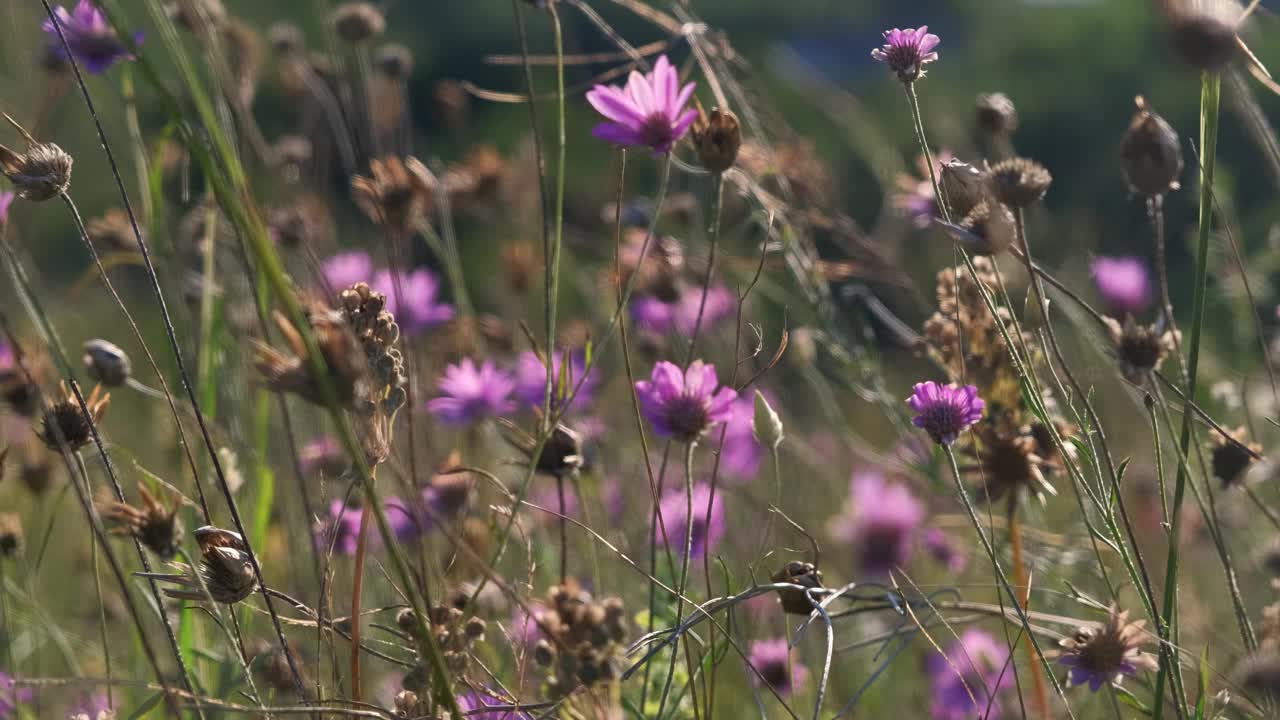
[1154,72,1220,720]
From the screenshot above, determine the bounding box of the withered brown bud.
[987,157,1052,209]
[975,92,1018,136]
[268,22,305,56]
[350,156,435,238]
[1210,427,1261,488]
[534,639,555,666]
[464,616,487,640]
[1120,96,1183,197]
[1105,316,1178,383]
[0,113,72,202]
[0,512,22,558]
[375,44,414,80]
[939,158,986,218]
[83,339,131,387]
[166,0,227,30]
[1167,0,1240,71]
[155,526,256,604]
[38,383,109,452]
[435,80,469,130]
[331,2,385,44]
[771,561,824,614]
[86,208,140,253]
[690,108,742,174]
[957,200,1016,255]
[101,484,183,559]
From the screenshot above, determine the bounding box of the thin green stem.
[904,82,951,224]
[543,1,568,437]
[656,442,699,719]
[1154,71,1222,720]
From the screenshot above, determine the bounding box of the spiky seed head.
[987,157,1052,209]
[375,43,414,80]
[690,108,742,174]
[975,92,1018,136]
[331,2,385,44]
[0,139,72,201]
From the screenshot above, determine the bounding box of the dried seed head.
[0,114,72,201]
[771,561,824,614]
[83,339,131,387]
[1120,96,1184,197]
[690,108,742,174]
[350,156,435,238]
[1234,652,1280,708]
[254,305,366,409]
[975,92,1018,137]
[0,512,22,558]
[20,451,53,495]
[968,423,1055,504]
[1210,426,1261,488]
[86,208,140,253]
[192,526,256,604]
[987,157,1052,209]
[166,0,227,30]
[38,383,109,452]
[957,199,1016,255]
[1167,0,1241,71]
[269,194,333,250]
[434,79,469,129]
[331,2,385,44]
[1058,605,1157,690]
[500,421,584,479]
[939,158,986,219]
[268,22,305,56]
[0,351,44,418]
[101,484,183,558]
[375,43,414,80]
[1105,316,1178,382]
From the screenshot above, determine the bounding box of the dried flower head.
[85,208,139,253]
[965,422,1058,505]
[987,157,1052,209]
[771,561,824,614]
[1210,426,1262,488]
[254,303,366,409]
[147,526,256,604]
[1058,605,1157,691]
[871,26,940,83]
[1120,96,1184,196]
[43,1,142,74]
[955,198,1016,255]
[101,484,183,558]
[39,382,109,452]
[0,346,44,418]
[267,22,305,56]
[939,158,986,220]
[1234,652,1280,709]
[82,339,131,387]
[499,419,585,480]
[907,381,984,445]
[586,55,697,154]
[690,107,742,173]
[330,2,385,44]
[1165,0,1241,71]
[975,92,1018,137]
[397,603,488,677]
[375,43,413,80]
[166,0,227,31]
[350,156,434,238]
[0,114,73,201]
[635,360,736,443]
[533,579,629,698]
[1104,316,1178,382]
[0,512,22,558]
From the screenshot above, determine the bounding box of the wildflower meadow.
[1,0,1280,718]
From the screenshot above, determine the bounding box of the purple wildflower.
[828,472,925,577]
[654,481,726,558]
[893,152,951,228]
[927,629,1013,720]
[0,193,13,226]
[907,381,984,445]
[0,670,32,718]
[870,26,941,83]
[635,360,736,442]
[720,393,765,480]
[923,527,968,573]
[298,436,346,478]
[528,481,580,524]
[674,284,736,336]
[1090,256,1153,317]
[43,1,141,74]
[427,358,516,426]
[371,267,455,334]
[513,349,598,414]
[316,497,423,555]
[1057,605,1157,692]
[321,250,373,292]
[748,638,809,696]
[586,55,698,154]
[630,295,676,334]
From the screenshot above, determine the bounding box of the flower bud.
[975,92,1018,137]
[690,108,741,174]
[330,2,385,44]
[375,43,413,80]
[939,159,985,218]
[1120,96,1183,197]
[752,390,783,450]
[1168,0,1239,71]
[83,339,131,387]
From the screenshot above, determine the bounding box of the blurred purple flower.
[0,670,32,718]
[893,152,951,228]
[630,295,676,333]
[907,381,984,445]
[748,638,809,696]
[927,629,1012,720]
[372,268,455,334]
[0,193,13,225]
[69,692,110,720]
[43,1,141,74]
[720,393,765,480]
[636,360,736,442]
[586,55,697,154]
[528,480,579,524]
[655,481,726,558]
[509,600,549,646]
[456,687,531,719]
[1090,256,1153,316]
[828,472,924,577]
[871,26,940,83]
[322,250,373,292]
[0,342,11,371]
[923,527,967,572]
[427,358,516,426]
[316,497,423,555]
[675,284,736,336]
[513,349,598,414]
[298,436,346,478]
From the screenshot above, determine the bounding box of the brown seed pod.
[690,108,742,174]
[1120,96,1183,197]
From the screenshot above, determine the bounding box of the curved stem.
[1007,498,1049,718]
